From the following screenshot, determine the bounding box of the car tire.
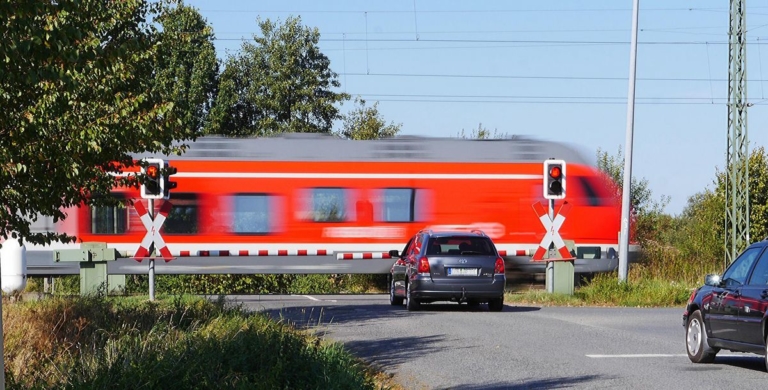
[764,334,768,372]
[406,281,420,311]
[488,296,504,312]
[686,310,717,363]
[390,279,404,306]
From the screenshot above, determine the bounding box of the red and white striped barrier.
[497,249,536,257]
[337,252,392,260]
[531,201,573,261]
[134,201,173,261]
[178,249,329,257]
[129,246,541,259]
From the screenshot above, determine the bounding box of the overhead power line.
[362,98,730,105]
[355,93,729,101]
[199,7,749,14]
[339,72,768,83]
[213,37,768,46]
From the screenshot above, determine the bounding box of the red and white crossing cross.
[133,201,174,262]
[531,201,574,261]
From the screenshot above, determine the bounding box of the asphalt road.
[227,294,768,390]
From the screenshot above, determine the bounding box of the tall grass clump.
[574,271,693,307]
[3,295,384,390]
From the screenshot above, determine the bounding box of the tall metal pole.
[148,199,156,301]
[725,0,749,266]
[619,0,640,282]
[546,199,555,293]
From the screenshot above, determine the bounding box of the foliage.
[208,16,350,136]
[505,271,693,307]
[116,274,386,296]
[574,272,692,306]
[744,146,768,244]
[596,146,670,244]
[0,0,196,245]
[647,145,768,276]
[337,97,401,140]
[154,0,219,135]
[3,296,382,389]
[596,146,670,217]
[457,123,508,139]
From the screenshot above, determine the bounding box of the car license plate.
[447,268,478,276]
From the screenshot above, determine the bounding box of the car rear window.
[427,236,496,256]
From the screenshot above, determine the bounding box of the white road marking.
[292,295,338,303]
[295,295,320,301]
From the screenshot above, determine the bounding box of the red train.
[29,134,637,274]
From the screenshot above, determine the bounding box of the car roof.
[422,230,490,238]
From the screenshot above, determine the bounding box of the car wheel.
[686,310,717,363]
[764,334,768,372]
[390,278,404,306]
[406,281,420,311]
[488,296,504,312]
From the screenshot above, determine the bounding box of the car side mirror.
[705,274,722,287]
[388,249,400,257]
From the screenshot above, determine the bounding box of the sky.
[182,0,768,216]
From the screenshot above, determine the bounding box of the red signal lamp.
[549,166,562,179]
[146,165,159,179]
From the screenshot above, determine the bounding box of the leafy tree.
[0,0,194,245]
[656,146,768,273]
[208,16,349,136]
[457,123,508,139]
[596,146,670,244]
[337,97,401,140]
[596,146,669,217]
[155,1,219,135]
[673,189,724,267]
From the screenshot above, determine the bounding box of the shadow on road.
[709,355,765,373]
[433,375,610,390]
[343,334,449,368]
[253,301,541,331]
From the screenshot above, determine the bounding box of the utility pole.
[619,0,640,283]
[725,0,749,266]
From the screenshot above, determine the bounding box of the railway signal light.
[140,158,164,199]
[543,159,566,200]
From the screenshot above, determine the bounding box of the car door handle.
[761,290,768,299]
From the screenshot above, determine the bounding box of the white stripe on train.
[25,242,627,259]
[116,172,541,180]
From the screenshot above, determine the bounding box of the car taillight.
[495,257,505,274]
[418,257,430,273]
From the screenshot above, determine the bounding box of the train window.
[91,196,127,234]
[233,194,273,234]
[312,188,347,222]
[379,188,415,222]
[163,194,198,234]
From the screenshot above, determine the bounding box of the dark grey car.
[389,230,506,311]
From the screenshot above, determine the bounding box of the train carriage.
[27,133,637,275]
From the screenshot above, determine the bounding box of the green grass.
[3,294,394,390]
[506,270,696,308]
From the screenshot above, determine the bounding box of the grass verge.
[3,295,395,390]
[505,271,696,308]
